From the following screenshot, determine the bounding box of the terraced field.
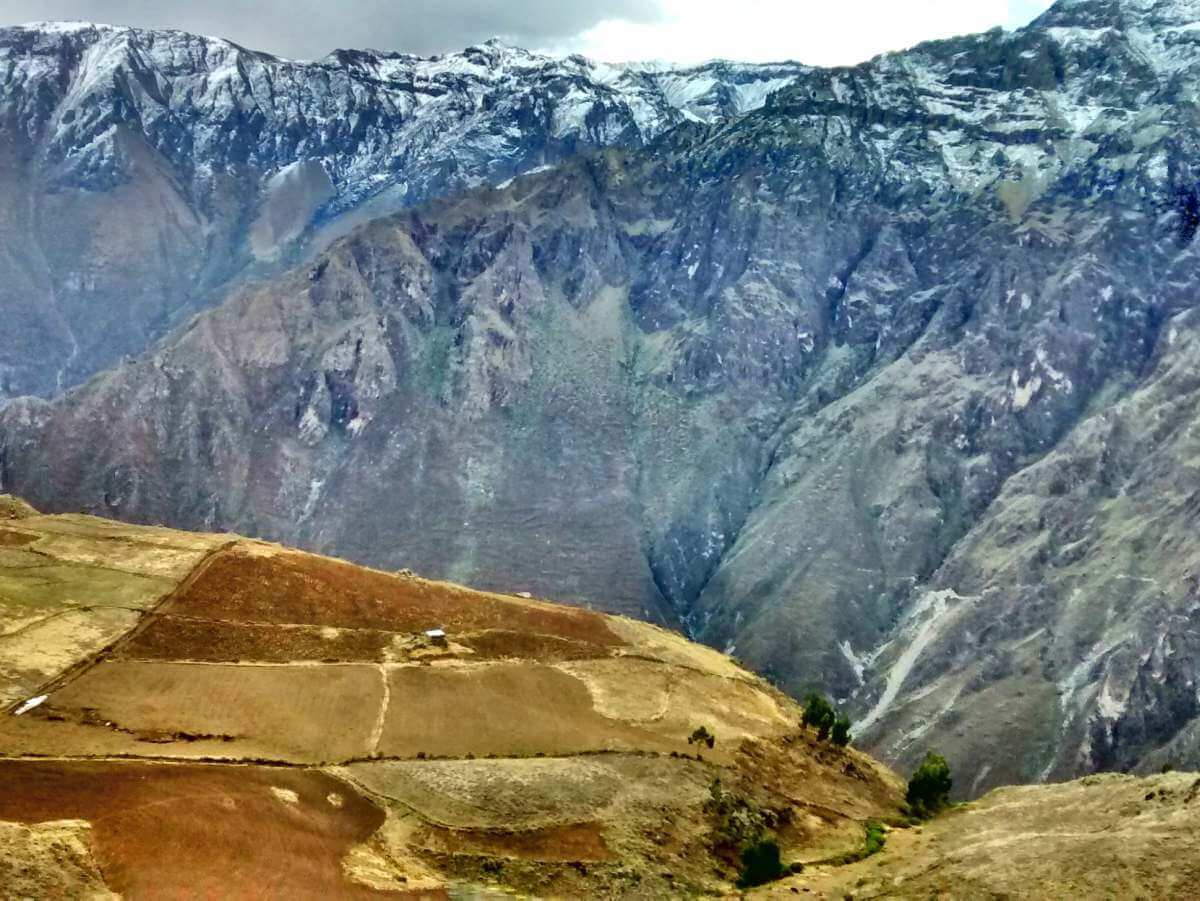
[0,504,229,708]
[0,497,904,897]
[5,496,1198,897]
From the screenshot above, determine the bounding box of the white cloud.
[549,0,1058,66]
[1,0,659,60]
[5,0,1059,62]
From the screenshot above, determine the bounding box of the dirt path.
[369,664,391,755]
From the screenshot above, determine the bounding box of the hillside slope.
[3,498,1199,897]
[0,497,902,897]
[761,771,1200,898]
[7,0,1200,793]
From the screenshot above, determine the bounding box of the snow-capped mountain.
[0,21,808,398]
[12,23,806,211]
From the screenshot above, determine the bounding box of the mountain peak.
[16,19,115,34]
[1042,0,1200,25]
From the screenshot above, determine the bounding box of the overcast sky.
[0,0,1057,64]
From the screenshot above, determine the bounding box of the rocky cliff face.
[0,20,806,399]
[4,0,1200,793]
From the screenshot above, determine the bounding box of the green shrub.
[906,751,952,816]
[803,694,854,746]
[737,838,786,888]
[827,820,887,865]
[863,820,886,856]
[689,725,716,749]
[706,779,794,888]
[831,714,852,747]
[802,693,836,740]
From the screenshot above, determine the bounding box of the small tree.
[802,693,836,741]
[689,725,716,749]
[906,751,952,816]
[831,714,852,747]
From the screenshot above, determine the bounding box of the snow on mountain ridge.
[0,0,1193,402]
[2,20,808,221]
[749,0,1199,205]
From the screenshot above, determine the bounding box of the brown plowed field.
[117,616,394,663]
[165,547,623,648]
[119,618,614,666]
[378,662,676,758]
[30,661,382,762]
[0,760,409,899]
[0,711,269,759]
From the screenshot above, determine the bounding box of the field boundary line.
[2,538,241,712]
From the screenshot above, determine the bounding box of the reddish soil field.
[457,630,611,663]
[418,821,613,862]
[164,547,624,648]
[119,618,612,666]
[378,663,675,758]
[118,615,393,663]
[0,760,412,898]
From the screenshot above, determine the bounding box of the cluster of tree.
[906,751,952,817]
[801,693,852,746]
